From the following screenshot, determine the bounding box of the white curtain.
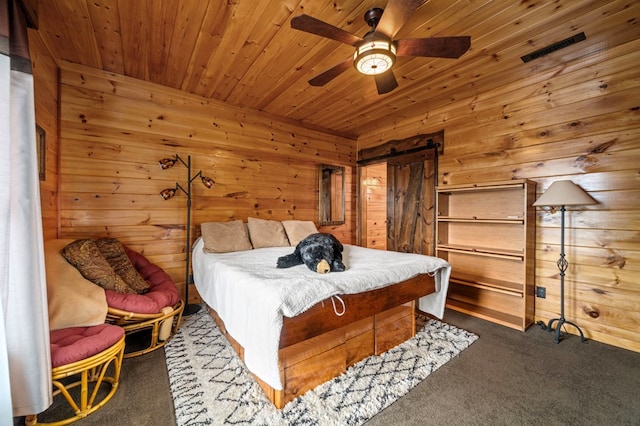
[0,0,52,420]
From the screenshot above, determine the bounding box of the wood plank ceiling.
[34,0,636,139]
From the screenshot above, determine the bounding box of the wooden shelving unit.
[437,179,536,331]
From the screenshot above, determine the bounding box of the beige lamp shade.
[533,180,598,207]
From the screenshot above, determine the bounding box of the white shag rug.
[165,307,478,425]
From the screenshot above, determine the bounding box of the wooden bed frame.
[207,273,436,408]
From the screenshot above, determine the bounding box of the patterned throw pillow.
[95,238,150,294]
[61,239,136,294]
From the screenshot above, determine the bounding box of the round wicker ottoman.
[26,323,125,425]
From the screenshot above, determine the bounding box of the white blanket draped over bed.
[192,238,451,390]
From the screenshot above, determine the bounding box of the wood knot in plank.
[224,191,248,198]
[573,154,598,170]
[602,250,626,269]
[582,306,600,319]
[589,140,616,154]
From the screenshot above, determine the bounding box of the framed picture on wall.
[36,124,46,181]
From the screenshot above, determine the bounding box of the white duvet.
[192,238,451,390]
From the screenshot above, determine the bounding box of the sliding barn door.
[358,131,442,256]
[387,153,436,255]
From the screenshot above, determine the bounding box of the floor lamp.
[533,180,597,343]
[159,154,214,316]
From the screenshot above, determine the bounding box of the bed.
[192,221,451,408]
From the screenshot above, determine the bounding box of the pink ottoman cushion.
[104,248,180,314]
[50,324,124,368]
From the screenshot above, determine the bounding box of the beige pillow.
[201,220,253,253]
[247,217,290,248]
[282,220,319,246]
[45,239,108,331]
[61,239,136,294]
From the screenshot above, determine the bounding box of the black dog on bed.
[276,233,346,274]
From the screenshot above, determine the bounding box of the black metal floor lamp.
[533,180,597,343]
[159,154,214,316]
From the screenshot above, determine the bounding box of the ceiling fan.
[290,0,471,95]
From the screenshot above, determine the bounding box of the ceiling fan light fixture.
[354,39,396,76]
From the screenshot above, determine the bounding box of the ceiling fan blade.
[396,36,471,58]
[374,70,399,95]
[291,14,362,46]
[308,57,354,87]
[375,0,423,39]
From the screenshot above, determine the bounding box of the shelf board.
[437,216,524,224]
[446,299,525,331]
[437,244,525,260]
[448,273,524,296]
[437,182,525,194]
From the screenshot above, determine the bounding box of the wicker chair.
[104,247,184,358]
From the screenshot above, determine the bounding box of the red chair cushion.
[50,324,124,368]
[104,248,181,314]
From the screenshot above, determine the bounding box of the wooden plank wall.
[30,30,59,241]
[358,33,640,351]
[55,62,356,303]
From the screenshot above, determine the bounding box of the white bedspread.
[192,238,451,390]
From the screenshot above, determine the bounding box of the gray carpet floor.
[28,309,640,425]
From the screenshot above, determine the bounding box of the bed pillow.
[61,239,136,294]
[95,238,150,294]
[247,217,290,248]
[201,220,253,253]
[282,220,319,246]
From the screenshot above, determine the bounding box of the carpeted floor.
[28,309,640,425]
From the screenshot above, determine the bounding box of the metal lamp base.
[537,317,586,344]
[183,303,202,316]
